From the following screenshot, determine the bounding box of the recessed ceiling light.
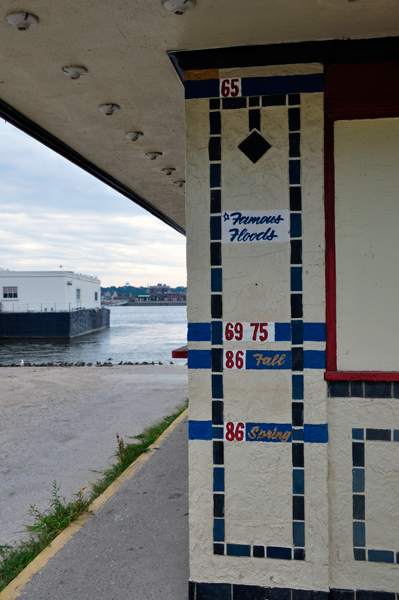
[163,0,195,15]
[173,180,185,187]
[62,66,87,80]
[162,168,176,175]
[146,152,162,160]
[126,132,144,141]
[6,12,38,31]
[98,104,120,116]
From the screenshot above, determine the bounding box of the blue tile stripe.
[188,349,212,369]
[187,322,212,342]
[188,349,326,369]
[189,421,328,443]
[303,350,326,369]
[246,350,292,370]
[202,90,326,562]
[304,423,328,443]
[275,322,291,341]
[189,420,212,441]
[185,74,323,100]
[187,321,325,342]
[303,322,326,341]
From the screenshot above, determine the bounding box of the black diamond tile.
[238,131,271,164]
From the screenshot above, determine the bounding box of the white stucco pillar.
[185,64,329,598]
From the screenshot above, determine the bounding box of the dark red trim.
[325,372,399,381]
[324,61,399,379]
[324,114,337,372]
[172,345,188,359]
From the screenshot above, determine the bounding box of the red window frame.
[324,62,399,381]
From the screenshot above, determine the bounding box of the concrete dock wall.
[0,308,110,338]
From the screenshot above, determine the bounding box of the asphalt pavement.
[14,416,189,600]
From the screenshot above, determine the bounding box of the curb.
[0,408,188,600]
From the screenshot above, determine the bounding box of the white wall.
[186,64,329,592]
[335,118,399,371]
[185,64,399,596]
[0,271,101,312]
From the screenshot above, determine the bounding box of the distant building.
[0,270,101,312]
[147,283,187,302]
[0,270,109,338]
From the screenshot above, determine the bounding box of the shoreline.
[105,302,186,307]
[0,360,186,368]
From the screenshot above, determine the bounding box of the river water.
[0,306,187,365]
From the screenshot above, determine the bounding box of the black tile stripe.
[208,91,310,562]
[289,98,305,559]
[209,105,225,552]
[352,428,399,564]
[190,582,399,600]
[327,380,399,398]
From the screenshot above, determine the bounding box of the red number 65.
[220,78,240,98]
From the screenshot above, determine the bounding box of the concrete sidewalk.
[13,417,189,600]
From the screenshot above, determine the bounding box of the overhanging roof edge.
[169,35,399,72]
[0,98,186,236]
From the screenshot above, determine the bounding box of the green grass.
[0,401,188,592]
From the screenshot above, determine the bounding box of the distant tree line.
[101,285,187,296]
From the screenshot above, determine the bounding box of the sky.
[0,121,187,288]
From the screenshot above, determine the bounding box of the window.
[95,292,98,301]
[325,62,399,380]
[76,289,81,301]
[3,286,18,298]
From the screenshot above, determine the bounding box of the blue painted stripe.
[246,350,291,370]
[188,420,212,441]
[246,423,292,442]
[242,74,323,97]
[303,350,326,369]
[185,79,219,99]
[185,74,324,100]
[187,323,211,342]
[275,322,291,341]
[304,424,328,443]
[303,323,326,342]
[187,321,325,342]
[188,349,212,369]
[187,322,211,342]
[189,421,328,443]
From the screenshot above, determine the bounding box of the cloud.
[0,122,187,287]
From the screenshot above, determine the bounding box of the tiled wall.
[185,63,399,597]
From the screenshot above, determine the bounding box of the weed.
[0,400,188,592]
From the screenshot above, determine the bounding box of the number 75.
[250,323,268,341]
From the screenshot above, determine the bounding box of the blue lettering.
[229,227,279,242]
[266,229,278,240]
[229,228,240,242]
[230,212,242,225]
